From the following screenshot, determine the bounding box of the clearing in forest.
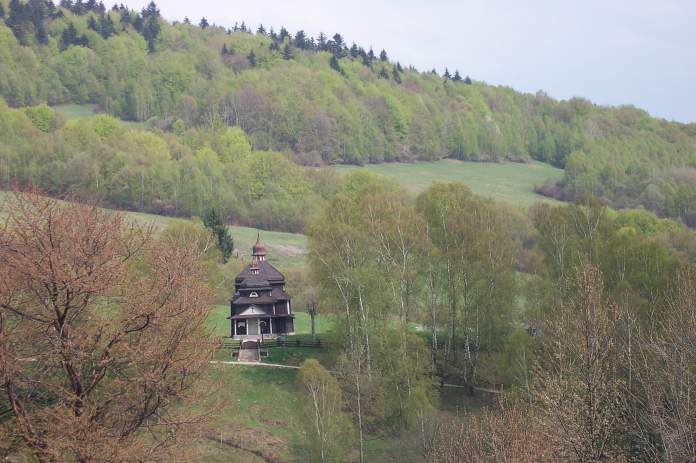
[333,159,564,207]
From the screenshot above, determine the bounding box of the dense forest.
[0,0,695,226]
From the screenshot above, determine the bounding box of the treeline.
[0,0,695,224]
[308,172,696,461]
[0,100,334,232]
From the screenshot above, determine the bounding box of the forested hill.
[1,0,695,225]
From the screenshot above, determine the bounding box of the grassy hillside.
[0,191,307,269]
[1,0,695,225]
[334,159,563,206]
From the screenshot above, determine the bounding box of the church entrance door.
[247,319,259,335]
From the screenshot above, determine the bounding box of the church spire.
[252,232,266,262]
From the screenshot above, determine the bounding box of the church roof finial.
[252,232,266,259]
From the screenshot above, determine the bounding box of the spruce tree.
[317,32,327,51]
[379,48,388,61]
[98,13,115,38]
[183,16,190,24]
[257,24,265,34]
[464,75,472,85]
[199,17,208,29]
[349,42,359,58]
[453,70,462,81]
[367,47,375,61]
[378,67,389,79]
[443,68,451,80]
[392,65,401,83]
[141,2,160,52]
[294,29,307,49]
[396,61,403,72]
[0,3,5,18]
[282,43,293,60]
[279,26,289,41]
[329,54,342,74]
[221,43,228,55]
[239,20,246,32]
[247,50,256,67]
[203,209,234,263]
[88,15,98,31]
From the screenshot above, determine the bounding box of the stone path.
[237,343,260,363]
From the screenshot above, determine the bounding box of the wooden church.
[229,235,294,339]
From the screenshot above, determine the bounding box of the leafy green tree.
[297,359,355,463]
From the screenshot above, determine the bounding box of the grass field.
[53,103,142,127]
[0,193,307,270]
[333,159,563,207]
[53,104,100,120]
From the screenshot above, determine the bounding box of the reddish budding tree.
[0,192,215,461]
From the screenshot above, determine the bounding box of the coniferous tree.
[294,29,308,49]
[232,21,238,31]
[269,27,277,41]
[430,68,437,75]
[367,47,375,61]
[221,43,228,55]
[132,13,143,31]
[256,23,265,34]
[378,67,389,79]
[443,68,451,80]
[396,61,403,72]
[247,50,256,67]
[282,43,293,60]
[349,42,359,58]
[239,20,246,32]
[87,14,98,32]
[98,13,115,37]
[60,21,79,49]
[330,33,345,56]
[141,1,160,52]
[453,70,462,81]
[182,16,190,24]
[329,54,342,74]
[0,3,5,18]
[317,32,327,51]
[203,209,234,263]
[279,26,289,41]
[199,17,208,29]
[119,8,130,29]
[464,75,472,84]
[392,65,401,83]
[379,48,388,61]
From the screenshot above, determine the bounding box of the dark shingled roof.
[235,260,285,288]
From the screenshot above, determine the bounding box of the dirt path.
[210,360,299,369]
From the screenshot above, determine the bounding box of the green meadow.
[333,159,564,206]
